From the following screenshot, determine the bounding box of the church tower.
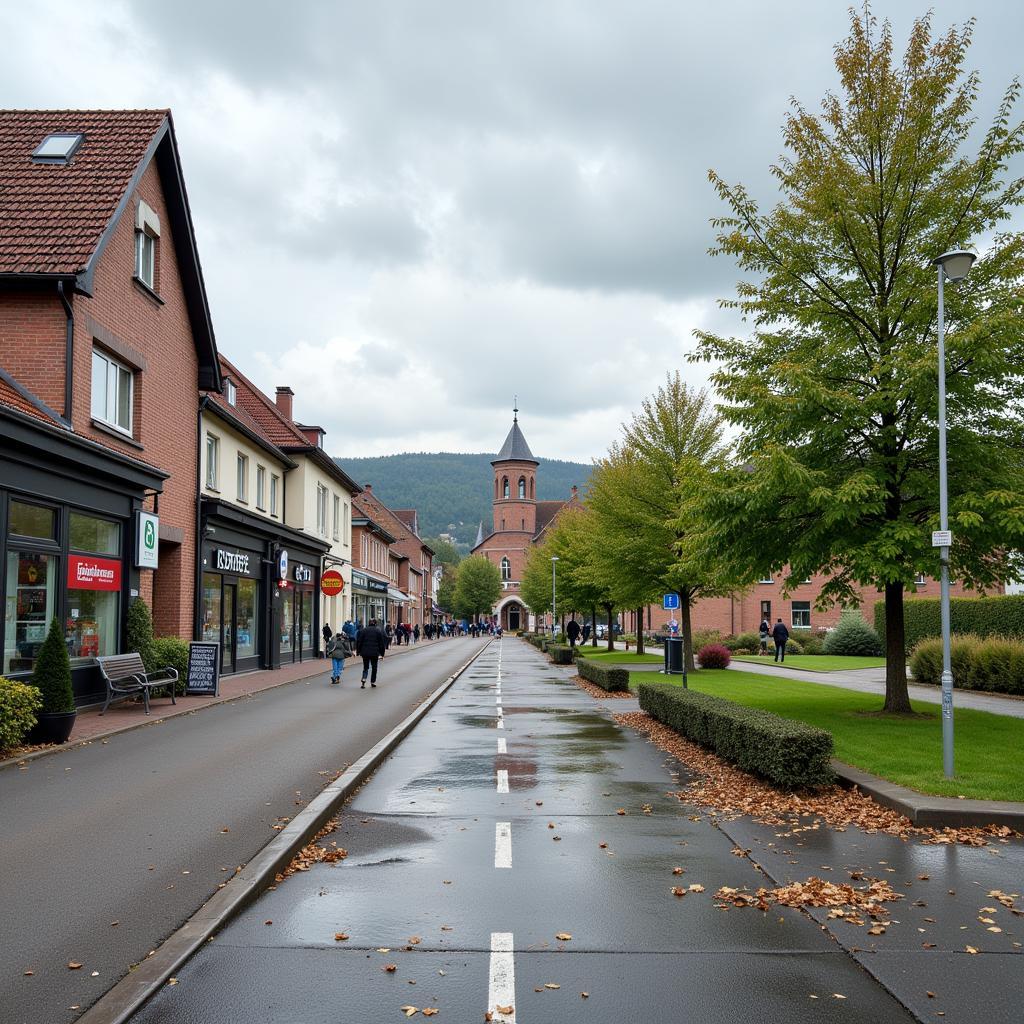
[492,404,538,536]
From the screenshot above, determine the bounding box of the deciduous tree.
[452,555,502,621]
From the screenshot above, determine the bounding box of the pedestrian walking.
[582,622,591,644]
[759,616,770,655]
[566,617,581,648]
[413,624,420,643]
[385,622,394,650]
[326,630,350,685]
[772,617,789,663]
[342,619,358,643]
[322,622,333,654]
[356,618,387,688]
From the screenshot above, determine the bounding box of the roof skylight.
[32,133,84,163]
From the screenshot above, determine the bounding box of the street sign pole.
[937,263,954,779]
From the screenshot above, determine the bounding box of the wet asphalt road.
[0,638,487,1024]
[128,638,1024,1023]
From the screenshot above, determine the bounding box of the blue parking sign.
[663,593,679,610]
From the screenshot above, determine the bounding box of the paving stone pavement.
[130,638,1022,1023]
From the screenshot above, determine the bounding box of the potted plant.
[28,617,77,744]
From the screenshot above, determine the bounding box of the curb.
[75,640,492,1024]
[0,638,448,774]
[831,759,1024,830]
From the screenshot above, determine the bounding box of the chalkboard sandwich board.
[186,641,221,696]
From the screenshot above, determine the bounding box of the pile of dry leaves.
[614,711,1017,847]
[275,817,348,881]
[572,676,635,700]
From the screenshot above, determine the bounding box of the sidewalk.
[2,638,449,766]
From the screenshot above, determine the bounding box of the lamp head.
[934,249,976,282]
[551,556,559,562]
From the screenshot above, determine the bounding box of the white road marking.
[496,695,502,704]
[496,769,509,793]
[495,822,512,868]
[488,932,516,1021]
[497,717,504,730]
[496,705,503,717]
[497,737,507,754]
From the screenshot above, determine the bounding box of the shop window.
[256,465,266,511]
[65,513,122,663]
[236,578,258,661]
[237,454,248,502]
[206,434,219,490]
[791,601,811,629]
[91,348,133,434]
[4,551,56,675]
[9,500,55,540]
[201,572,221,643]
[270,474,279,516]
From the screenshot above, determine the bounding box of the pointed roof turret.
[492,401,537,464]
[475,521,484,546]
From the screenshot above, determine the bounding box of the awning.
[388,587,411,603]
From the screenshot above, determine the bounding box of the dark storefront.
[199,498,328,673]
[351,570,388,627]
[1,407,167,704]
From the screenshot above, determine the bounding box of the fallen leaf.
[671,886,687,897]
[688,884,705,893]
[401,1006,419,1017]
[408,936,422,945]
[377,948,392,953]
[927,992,936,999]
[23,970,33,976]
[67,962,83,970]
[615,809,626,815]
[422,1011,439,1017]
[543,983,560,989]
[867,926,885,936]
[384,964,398,972]
[334,933,350,941]
[264,920,273,926]
[581,992,589,998]
[496,1006,514,1015]
[167,977,178,986]
[965,946,979,954]
[833,994,846,1000]
[555,933,572,941]
[672,867,684,875]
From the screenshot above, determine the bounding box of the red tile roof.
[0,377,61,426]
[393,509,419,534]
[0,109,168,275]
[217,355,311,449]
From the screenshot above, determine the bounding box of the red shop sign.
[321,570,344,597]
[67,554,122,592]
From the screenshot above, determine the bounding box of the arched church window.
[502,477,509,499]
[518,477,525,498]
[500,557,511,581]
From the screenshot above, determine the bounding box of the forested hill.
[335,452,592,548]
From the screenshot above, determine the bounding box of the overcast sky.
[3,1,1022,461]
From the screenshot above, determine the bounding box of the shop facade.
[350,570,388,627]
[198,498,328,674]
[1,409,167,705]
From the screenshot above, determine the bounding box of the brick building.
[472,410,580,630]
[1,109,220,701]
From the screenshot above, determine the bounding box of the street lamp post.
[551,556,559,637]
[934,248,976,779]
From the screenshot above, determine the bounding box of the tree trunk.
[883,581,912,713]
[605,604,615,651]
[590,606,598,646]
[681,590,695,672]
[636,606,645,656]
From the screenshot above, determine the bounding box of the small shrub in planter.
[577,658,630,692]
[0,676,43,752]
[548,644,574,665]
[780,637,803,655]
[822,611,882,657]
[152,636,191,695]
[127,598,156,669]
[697,644,731,669]
[638,683,833,789]
[28,617,76,744]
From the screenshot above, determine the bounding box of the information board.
[185,641,220,696]
[663,593,680,610]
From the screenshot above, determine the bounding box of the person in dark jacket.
[771,618,790,663]
[356,618,387,688]
[322,622,333,654]
[759,617,770,655]
[566,617,581,648]
[384,622,394,650]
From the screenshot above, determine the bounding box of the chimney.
[571,485,578,499]
[364,483,373,493]
[275,386,294,421]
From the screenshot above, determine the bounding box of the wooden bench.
[97,653,178,715]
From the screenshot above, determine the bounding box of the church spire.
[513,395,518,423]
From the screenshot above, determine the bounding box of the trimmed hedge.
[548,644,574,665]
[0,676,43,752]
[152,636,190,696]
[909,634,1024,695]
[875,594,1024,654]
[577,658,630,692]
[637,683,834,789]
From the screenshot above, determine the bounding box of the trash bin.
[664,636,684,675]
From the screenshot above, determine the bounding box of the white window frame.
[256,464,266,510]
[332,494,340,541]
[225,379,237,406]
[343,502,350,545]
[205,433,219,490]
[270,474,279,517]
[758,575,774,584]
[91,347,134,434]
[135,229,156,288]
[914,573,927,587]
[237,454,248,503]
[791,601,811,629]
[500,556,511,581]
[317,483,328,537]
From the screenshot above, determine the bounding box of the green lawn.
[628,668,1024,802]
[733,654,887,672]
[577,649,664,664]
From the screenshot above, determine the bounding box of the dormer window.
[225,379,237,406]
[32,133,84,164]
[134,200,161,291]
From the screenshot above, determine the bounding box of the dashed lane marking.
[488,932,516,1022]
[496,769,509,794]
[497,737,507,754]
[495,822,512,868]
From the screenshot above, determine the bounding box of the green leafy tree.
[520,541,561,629]
[587,373,733,669]
[693,8,1024,712]
[425,536,462,573]
[453,555,502,621]
[30,617,75,714]
[437,566,458,613]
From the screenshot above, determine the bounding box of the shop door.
[297,587,313,661]
[508,605,521,631]
[222,584,236,674]
[281,588,294,662]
